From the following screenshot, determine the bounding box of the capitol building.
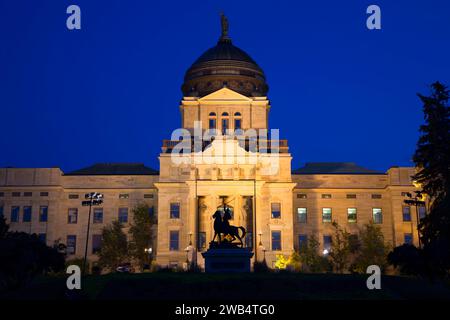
[0,17,423,270]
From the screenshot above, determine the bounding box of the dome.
[182,15,268,98]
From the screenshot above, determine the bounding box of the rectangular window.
[169,231,179,251]
[418,206,426,220]
[68,208,78,224]
[40,192,49,197]
[148,206,155,219]
[39,206,48,222]
[321,194,332,199]
[271,202,281,219]
[67,235,77,255]
[234,119,241,130]
[371,194,382,199]
[402,206,412,222]
[0,206,3,218]
[198,232,206,249]
[347,208,357,223]
[170,202,180,219]
[23,206,32,222]
[119,194,129,199]
[24,192,32,197]
[346,194,357,199]
[404,233,413,245]
[11,206,19,222]
[38,233,46,243]
[322,208,332,223]
[144,194,154,199]
[297,193,307,199]
[297,207,307,223]
[271,231,282,251]
[373,208,383,224]
[0,192,4,197]
[245,232,253,249]
[12,192,20,197]
[68,194,79,199]
[323,235,332,252]
[92,235,102,254]
[221,119,229,135]
[298,234,308,252]
[93,208,103,224]
[118,208,128,223]
[209,118,216,129]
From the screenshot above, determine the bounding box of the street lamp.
[258,231,263,246]
[81,192,104,275]
[185,246,190,271]
[188,232,193,246]
[404,191,426,247]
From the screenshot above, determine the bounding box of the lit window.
[68,208,78,224]
[169,231,179,251]
[373,208,383,224]
[402,206,411,222]
[297,193,307,199]
[322,208,332,223]
[322,194,332,199]
[271,203,281,219]
[118,208,128,223]
[298,234,308,252]
[170,202,180,219]
[119,194,129,199]
[11,206,19,222]
[92,235,102,254]
[271,231,282,251]
[323,235,332,251]
[347,208,357,223]
[39,206,48,222]
[23,206,32,222]
[66,235,77,255]
[198,232,206,249]
[404,233,413,245]
[297,208,307,223]
[93,208,103,224]
[418,206,426,220]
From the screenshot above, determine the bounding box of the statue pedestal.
[201,248,254,273]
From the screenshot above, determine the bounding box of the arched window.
[221,112,229,135]
[208,112,217,129]
[234,112,242,130]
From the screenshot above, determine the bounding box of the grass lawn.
[2,272,450,300]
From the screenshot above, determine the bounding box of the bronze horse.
[212,206,246,247]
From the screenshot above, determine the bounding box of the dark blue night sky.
[1,0,449,173]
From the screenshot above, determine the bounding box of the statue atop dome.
[220,12,230,41]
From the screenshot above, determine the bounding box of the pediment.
[198,87,252,102]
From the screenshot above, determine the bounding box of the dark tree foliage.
[0,217,65,291]
[413,82,450,277]
[388,244,426,276]
[129,203,156,270]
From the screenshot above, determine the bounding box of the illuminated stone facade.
[0,21,423,269]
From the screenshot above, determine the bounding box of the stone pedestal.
[202,248,254,273]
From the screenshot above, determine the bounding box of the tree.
[412,81,450,277]
[353,223,390,273]
[298,235,331,273]
[128,203,156,270]
[0,217,65,291]
[388,244,426,276]
[97,220,129,272]
[329,222,353,273]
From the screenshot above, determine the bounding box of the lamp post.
[185,246,190,271]
[404,191,426,248]
[258,231,263,246]
[81,192,103,276]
